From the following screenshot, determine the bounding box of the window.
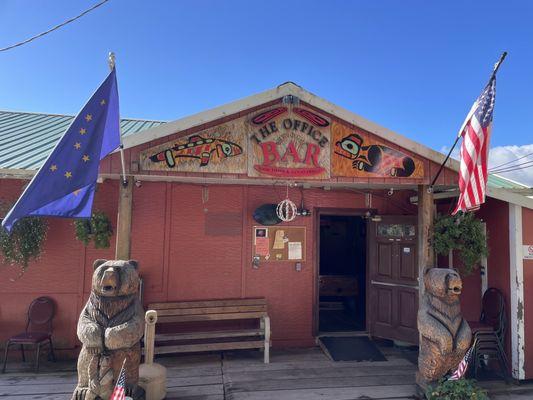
[377,223,415,238]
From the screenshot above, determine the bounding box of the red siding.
[477,198,512,369]
[2,173,526,373]
[0,179,119,357]
[166,184,244,300]
[437,197,513,370]
[459,268,482,322]
[0,177,417,353]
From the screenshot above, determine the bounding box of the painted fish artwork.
[149,135,243,168]
[334,133,419,177]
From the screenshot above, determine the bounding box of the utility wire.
[491,158,533,173]
[492,165,533,175]
[0,0,110,52]
[491,160,533,171]
[490,160,533,174]
[489,151,533,171]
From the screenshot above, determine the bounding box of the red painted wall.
[435,202,482,322]
[459,267,483,322]
[2,172,527,375]
[477,198,512,370]
[0,178,118,358]
[0,177,418,356]
[522,207,533,379]
[437,197,513,370]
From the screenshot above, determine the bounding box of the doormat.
[319,336,387,362]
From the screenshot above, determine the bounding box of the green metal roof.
[0,110,166,170]
[487,174,529,190]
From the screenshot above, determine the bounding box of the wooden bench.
[146,298,271,363]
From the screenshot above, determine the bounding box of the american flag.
[110,359,127,400]
[452,76,497,215]
[448,345,475,380]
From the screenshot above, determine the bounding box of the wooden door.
[368,216,419,344]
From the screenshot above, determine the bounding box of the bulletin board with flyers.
[253,226,306,262]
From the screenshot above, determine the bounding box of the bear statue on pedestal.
[72,259,145,400]
[417,267,472,388]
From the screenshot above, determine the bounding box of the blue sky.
[1,1,532,183]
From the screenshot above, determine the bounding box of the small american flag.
[110,359,127,400]
[452,75,497,215]
[448,345,475,380]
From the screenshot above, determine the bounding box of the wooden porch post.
[115,177,133,260]
[417,184,434,298]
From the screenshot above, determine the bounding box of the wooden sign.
[331,122,424,178]
[253,226,306,262]
[140,119,247,173]
[247,106,331,179]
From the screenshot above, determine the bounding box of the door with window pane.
[368,216,419,344]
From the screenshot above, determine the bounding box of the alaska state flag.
[1,68,120,232]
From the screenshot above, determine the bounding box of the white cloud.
[440,144,533,187]
[439,145,460,160]
[488,144,533,187]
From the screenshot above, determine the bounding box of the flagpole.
[108,51,128,187]
[109,52,133,260]
[429,52,507,190]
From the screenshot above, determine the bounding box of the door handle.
[371,280,419,290]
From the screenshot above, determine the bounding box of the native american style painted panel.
[247,106,331,179]
[140,119,247,173]
[331,122,424,178]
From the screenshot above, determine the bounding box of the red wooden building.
[1,83,532,379]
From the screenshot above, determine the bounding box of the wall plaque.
[331,121,424,178]
[253,226,306,262]
[247,106,331,179]
[140,118,247,173]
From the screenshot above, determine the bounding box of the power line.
[0,0,110,53]
[491,158,533,173]
[489,151,533,171]
[492,166,533,175]
[491,160,533,174]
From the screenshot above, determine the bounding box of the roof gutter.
[410,186,533,210]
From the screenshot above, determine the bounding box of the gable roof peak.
[277,81,302,90]
[121,84,458,172]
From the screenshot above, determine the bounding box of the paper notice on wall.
[288,242,302,260]
[273,230,286,249]
[254,227,268,244]
[256,237,270,257]
[524,245,533,260]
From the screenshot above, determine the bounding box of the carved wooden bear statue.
[417,267,472,386]
[72,259,145,400]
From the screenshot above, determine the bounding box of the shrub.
[426,378,489,400]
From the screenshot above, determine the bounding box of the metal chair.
[2,297,56,373]
[468,288,509,379]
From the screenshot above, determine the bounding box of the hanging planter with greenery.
[0,214,48,277]
[74,210,113,249]
[432,212,488,275]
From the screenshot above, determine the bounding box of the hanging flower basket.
[74,210,113,249]
[432,212,488,275]
[0,202,48,277]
